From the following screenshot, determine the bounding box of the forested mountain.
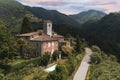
[81,13,120,57]
[70,10,106,24]
[0,0,29,33]
[25,6,81,28]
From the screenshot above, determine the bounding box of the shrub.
[47,63,68,80]
[0,69,4,80]
[61,45,74,57]
[52,50,59,61]
[91,52,101,64]
[38,52,50,67]
[92,45,101,53]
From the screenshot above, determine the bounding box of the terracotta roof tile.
[16,30,43,37]
[16,30,63,42]
[31,34,58,42]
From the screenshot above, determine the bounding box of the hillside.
[0,0,29,33]
[70,10,106,24]
[81,12,120,57]
[0,0,82,36]
[25,6,81,27]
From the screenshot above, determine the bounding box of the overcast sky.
[17,0,120,15]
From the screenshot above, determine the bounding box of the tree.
[61,45,74,57]
[0,22,17,60]
[76,35,81,53]
[92,45,101,53]
[52,50,59,61]
[39,52,50,67]
[65,33,72,39]
[21,17,32,34]
[90,52,101,64]
[17,38,27,56]
[0,70,4,80]
[25,44,35,57]
[47,63,68,80]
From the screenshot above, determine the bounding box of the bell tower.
[43,20,52,37]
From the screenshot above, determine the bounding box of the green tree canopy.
[17,38,27,56]
[0,22,17,60]
[76,35,81,53]
[21,17,33,34]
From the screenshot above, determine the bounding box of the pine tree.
[21,17,32,34]
[76,35,81,53]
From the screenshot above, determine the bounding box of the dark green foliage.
[82,13,120,58]
[52,50,59,61]
[90,52,101,64]
[76,35,81,53]
[90,46,120,80]
[90,62,120,80]
[0,69,4,80]
[91,45,101,53]
[53,24,84,37]
[17,38,27,56]
[70,10,106,24]
[0,22,17,60]
[67,56,77,75]
[90,46,102,64]
[25,6,81,28]
[4,57,45,80]
[64,34,72,39]
[31,21,43,31]
[90,55,120,80]
[47,71,59,80]
[38,52,51,67]
[47,63,68,80]
[0,0,27,33]
[10,57,41,72]
[21,17,33,33]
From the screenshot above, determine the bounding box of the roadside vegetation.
[46,35,87,80]
[89,46,120,80]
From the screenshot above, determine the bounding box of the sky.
[17,0,120,15]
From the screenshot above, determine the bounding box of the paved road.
[73,48,92,80]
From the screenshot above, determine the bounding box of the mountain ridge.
[70,10,106,24]
[25,6,81,28]
[81,12,120,56]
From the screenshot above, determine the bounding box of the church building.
[16,20,70,56]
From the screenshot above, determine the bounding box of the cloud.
[17,0,120,15]
[86,0,120,13]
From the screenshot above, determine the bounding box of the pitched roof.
[31,34,58,42]
[16,30,63,42]
[16,30,43,37]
